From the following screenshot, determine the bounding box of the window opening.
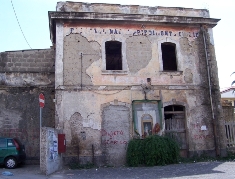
[164,105,185,132]
[105,41,122,70]
[161,42,177,71]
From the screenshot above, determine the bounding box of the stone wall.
[0,49,54,72]
[0,48,55,164]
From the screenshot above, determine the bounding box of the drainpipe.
[81,53,83,90]
[201,25,219,156]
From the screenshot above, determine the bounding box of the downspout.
[201,25,219,156]
[81,53,83,90]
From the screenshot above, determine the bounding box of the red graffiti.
[194,134,213,140]
[103,140,127,145]
[191,123,201,129]
[101,129,124,139]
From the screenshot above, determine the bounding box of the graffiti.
[132,30,197,37]
[103,140,127,145]
[194,134,213,140]
[191,123,212,132]
[68,27,199,38]
[101,129,124,139]
[48,130,58,161]
[101,129,127,145]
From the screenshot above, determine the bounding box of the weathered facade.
[48,2,226,166]
[0,49,55,163]
[0,1,227,166]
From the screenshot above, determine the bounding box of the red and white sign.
[39,93,45,108]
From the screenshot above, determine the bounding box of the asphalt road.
[0,161,235,179]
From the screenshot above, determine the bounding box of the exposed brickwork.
[0,49,55,72]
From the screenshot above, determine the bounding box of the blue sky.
[0,0,234,89]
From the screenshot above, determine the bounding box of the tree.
[230,72,235,86]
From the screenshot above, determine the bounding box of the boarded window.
[105,41,122,70]
[161,42,177,71]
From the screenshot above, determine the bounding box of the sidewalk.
[0,161,235,179]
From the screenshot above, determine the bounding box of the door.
[164,105,188,157]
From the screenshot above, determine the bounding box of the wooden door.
[164,105,188,157]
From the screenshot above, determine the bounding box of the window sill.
[102,70,128,75]
[159,71,183,76]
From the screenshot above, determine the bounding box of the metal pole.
[40,107,42,166]
[40,107,42,129]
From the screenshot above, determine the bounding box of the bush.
[127,135,179,166]
[126,138,145,167]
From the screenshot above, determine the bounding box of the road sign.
[39,93,45,108]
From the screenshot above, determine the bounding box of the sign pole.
[40,106,42,168]
[39,93,45,169]
[40,107,42,129]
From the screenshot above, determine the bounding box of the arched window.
[141,114,153,137]
[105,41,122,70]
[161,42,177,71]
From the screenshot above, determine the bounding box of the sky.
[0,0,235,89]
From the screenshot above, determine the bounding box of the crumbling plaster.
[0,73,54,86]
[58,23,202,87]
[52,2,224,163]
[56,2,210,18]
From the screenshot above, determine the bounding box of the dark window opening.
[161,42,177,71]
[105,41,122,70]
[164,105,184,112]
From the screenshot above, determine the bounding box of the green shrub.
[127,135,179,166]
[126,139,144,166]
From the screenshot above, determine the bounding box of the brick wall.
[0,48,55,72]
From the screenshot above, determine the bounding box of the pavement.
[0,161,235,179]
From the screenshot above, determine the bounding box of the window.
[105,41,122,70]
[7,139,14,147]
[0,139,6,147]
[161,42,177,71]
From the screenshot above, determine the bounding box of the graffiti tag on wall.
[48,130,58,161]
[101,129,127,145]
[191,123,214,141]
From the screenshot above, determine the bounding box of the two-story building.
[47,2,226,166]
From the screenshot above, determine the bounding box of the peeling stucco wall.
[63,34,101,86]
[48,2,224,166]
